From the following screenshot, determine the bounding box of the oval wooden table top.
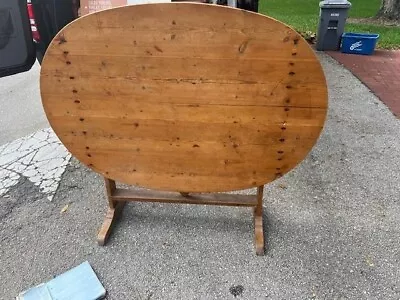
[41,3,328,193]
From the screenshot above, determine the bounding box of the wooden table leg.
[97,178,126,246]
[97,201,126,246]
[254,185,265,256]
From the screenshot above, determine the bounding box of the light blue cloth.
[17,261,106,300]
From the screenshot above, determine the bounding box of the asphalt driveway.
[0,62,49,145]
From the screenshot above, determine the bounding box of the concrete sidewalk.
[1,53,399,299]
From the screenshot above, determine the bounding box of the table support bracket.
[97,177,265,255]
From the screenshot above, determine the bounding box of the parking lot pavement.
[0,128,71,201]
[0,53,399,299]
[0,63,49,145]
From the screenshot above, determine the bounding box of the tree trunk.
[377,0,400,20]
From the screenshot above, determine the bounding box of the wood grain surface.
[40,3,328,192]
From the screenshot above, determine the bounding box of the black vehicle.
[0,0,78,77]
[0,0,257,78]
[26,0,79,64]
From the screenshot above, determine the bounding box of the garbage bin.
[316,0,351,51]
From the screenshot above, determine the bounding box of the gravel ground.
[0,53,399,300]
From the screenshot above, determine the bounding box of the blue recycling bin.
[341,33,380,55]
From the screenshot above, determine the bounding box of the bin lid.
[320,0,351,8]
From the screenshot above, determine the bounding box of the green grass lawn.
[258,0,400,49]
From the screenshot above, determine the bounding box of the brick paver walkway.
[328,50,400,117]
